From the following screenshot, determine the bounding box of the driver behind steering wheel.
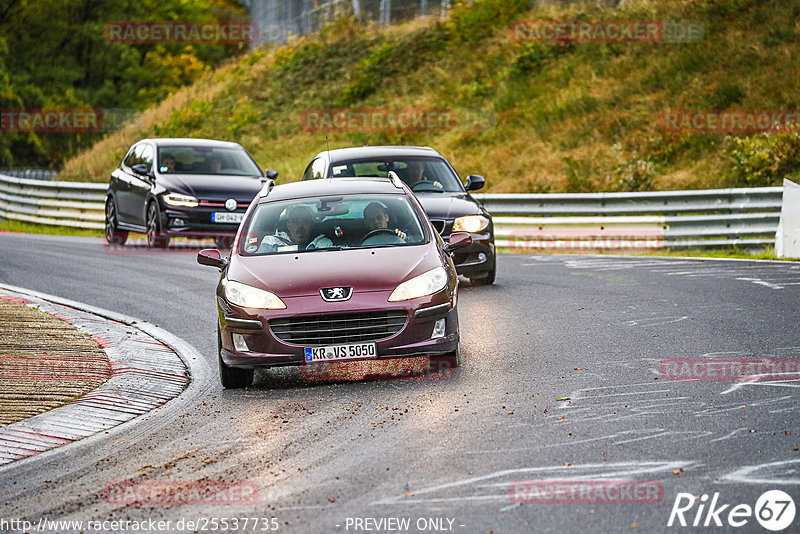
[405,161,443,190]
[363,202,407,240]
[258,205,333,252]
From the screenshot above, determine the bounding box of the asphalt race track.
[1,232,799,533]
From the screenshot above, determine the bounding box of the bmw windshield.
[328,157,463,192]
[239,194,429,256]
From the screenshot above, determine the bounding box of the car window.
[302,157,326,180]
[122,145,138,168]
[123,143,152,171]
[239,194,428,256]
[139,144,154,172]
[328,157,464,192]
[156,146,261,176]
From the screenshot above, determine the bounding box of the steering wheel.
[411,180,441,192]
[360,228,403,245]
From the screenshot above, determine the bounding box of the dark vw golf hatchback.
[105,138,277,248]
[302,146,495,284]
[197,175,473,388]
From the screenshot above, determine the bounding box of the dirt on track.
[0,297,111,426]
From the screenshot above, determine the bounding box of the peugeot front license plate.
[304,343,377,363]
[212,212,244,223]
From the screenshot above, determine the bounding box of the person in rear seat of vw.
[363,202,407,240]
[258,205,332,253]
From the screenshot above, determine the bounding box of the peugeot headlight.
[163,193,199,207]
[452,215,489,233]
[225,280,286,309]
[388,267,448,302]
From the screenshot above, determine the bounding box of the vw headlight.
[163,193,199,207]
[452,215,489,233]
[388,267,448,302]
[225,280,286,309]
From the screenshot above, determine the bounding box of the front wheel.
[146,202,170,249]
[432,342,461,374]
[105,200,128,246]
[218,327,253,388]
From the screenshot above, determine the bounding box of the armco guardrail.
[472,187,784,252]
[0,174,106,230]
[0,169,60,181]
[0,172,785,251]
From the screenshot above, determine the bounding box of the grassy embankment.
[11,0,799,258]
[61,0,800,192]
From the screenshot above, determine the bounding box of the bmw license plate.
[304,343,377,363]
[212,212,244,223]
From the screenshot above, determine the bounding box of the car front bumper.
[160,206,245,238]
[218,291,460,369]
[447,232,495,278]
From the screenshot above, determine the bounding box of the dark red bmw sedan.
[198,174,472,388]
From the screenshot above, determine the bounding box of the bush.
[446,0,529,44]
[727,132,800,186]
[611,144,655,191]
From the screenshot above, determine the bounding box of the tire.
[441,342,461,369]
[104,200,128,246]
[214,236,235,250]
[218,327,253,388]
[146,202,170,249]
[470,253,496,286]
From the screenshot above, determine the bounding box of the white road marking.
[370,461,701,506]
[721,459,800,485]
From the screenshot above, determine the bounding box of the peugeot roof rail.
[387,170,404,189]
[259,178,275,197]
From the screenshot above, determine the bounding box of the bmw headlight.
[452,215,489,233]
[162,192,199,207]
[225,280,286,309]
[388,267,448,302]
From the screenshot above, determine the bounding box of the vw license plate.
[212,212,244,223]
[304,343,377,363]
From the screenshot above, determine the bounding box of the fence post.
[380,0,391,25]
[776,179,800,258]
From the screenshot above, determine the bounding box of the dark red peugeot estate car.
[198,174,472,388]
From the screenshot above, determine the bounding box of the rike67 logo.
[668,490,796,531]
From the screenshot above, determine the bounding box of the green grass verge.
[0,219,103,238]
[498,245,799,261]
[4,219,798,261]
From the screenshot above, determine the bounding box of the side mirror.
[264,169,278,180]
[131,163,150,176]
[465,175,485,191]
[444,232,472,254]
[197,248,226,269]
